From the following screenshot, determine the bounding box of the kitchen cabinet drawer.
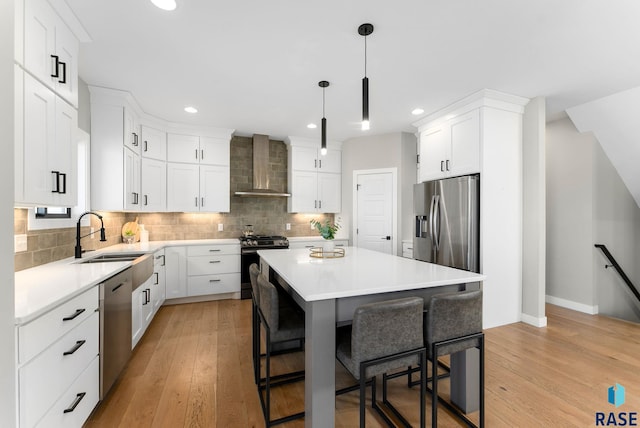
[187,273,241,297]
[34,356,99,428]
[19,312,98,428]
[187,254,240,276]
[187,245,239,257]
[289,239,348,250]
[18,286,98,364]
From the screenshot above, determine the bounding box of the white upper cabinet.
[23,0,79,107]
[141,125,166,161]
[418,109,480,182]
[167,134,199,163]
[167,133,229,166]
[123,108,140,154]
[167,132,231,212]
[291,146,341,173]
[141,157,166,212]
[90,86,234,212]
[286,137,342,213]
[199,137,230,166]
[18,71,77,207]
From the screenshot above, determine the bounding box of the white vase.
[322,239,335,253]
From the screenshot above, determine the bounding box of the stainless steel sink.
[77,253,147,263]
[77,253,154,290]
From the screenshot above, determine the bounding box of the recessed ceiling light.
[184,106,198,113]
[307,123,317,129]
[411,108,425,115]
[150,0,176,11]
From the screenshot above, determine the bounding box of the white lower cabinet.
[35,354,99,428]
[165,246,187,299]
[18,295,99,428]
[186,244,240,297]
[153,249,166,313]
[164,244,240,300]
[132,278,153,349]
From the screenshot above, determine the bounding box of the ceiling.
[66,0,640,142]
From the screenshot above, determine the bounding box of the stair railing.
[594,244,640,304]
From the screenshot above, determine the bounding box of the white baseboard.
[545,295,598,315]
[520,313,547,327]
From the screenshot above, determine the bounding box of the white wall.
[546,118,596,310]
[546,117,640,321]
[341,132,417,255]
[0,0,17,424]
[521,97,546,326]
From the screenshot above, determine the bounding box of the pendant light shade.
[319,80,330,155]
[358,23,374,131]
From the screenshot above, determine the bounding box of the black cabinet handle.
[156,254,166,266]
[63,308,85,321]
[50,55,60,78]
[144,140,148,152]
[154,272,159,285]
[144,195,148,206]
[59,61,67,84]
[63,392,86,414]
[51,171,60,193]
[319,159,322,169]
[63,340,86,356]
[60,172,66,194]
[209,279,221,283]
[111,282,124,293]
[132,133,139,146]
[208,249,221,252]
[209,260,221,264]
[441,160,445,172]
[446,160,450,171]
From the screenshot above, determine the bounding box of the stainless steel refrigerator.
[413,174,480,273]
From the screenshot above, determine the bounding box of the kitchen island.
[257,246,486,428]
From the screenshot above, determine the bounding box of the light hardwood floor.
[85,301,640,427]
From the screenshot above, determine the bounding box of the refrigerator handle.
[433,195,441,251]
[429,195,436,247]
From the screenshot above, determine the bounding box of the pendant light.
[319,80,329,155]
[358,23,374,131]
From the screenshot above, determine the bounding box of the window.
[34,207,72,219]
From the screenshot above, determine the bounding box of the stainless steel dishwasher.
[99,267,133,399]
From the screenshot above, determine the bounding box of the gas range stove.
[239,235,289,250]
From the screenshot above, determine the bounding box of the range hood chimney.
[234,134,290,197]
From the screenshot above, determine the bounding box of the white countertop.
[258,246,486,302]
[14,239,241,325]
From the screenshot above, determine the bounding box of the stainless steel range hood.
[234,134,290,197]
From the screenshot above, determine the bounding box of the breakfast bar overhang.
[258,246,486,427]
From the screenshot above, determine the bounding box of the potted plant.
[310,218,341,252]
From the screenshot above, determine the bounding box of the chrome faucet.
[75,211,107,258]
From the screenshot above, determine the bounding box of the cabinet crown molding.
[412,88,530,130]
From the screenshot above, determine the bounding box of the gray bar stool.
[336,296,426,428]
[256,274,305,426]
[425,289,484,428]
[249,263,262,385]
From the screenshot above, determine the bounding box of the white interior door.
[355,171,394,254]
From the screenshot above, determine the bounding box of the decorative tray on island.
[309,247,345,258]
